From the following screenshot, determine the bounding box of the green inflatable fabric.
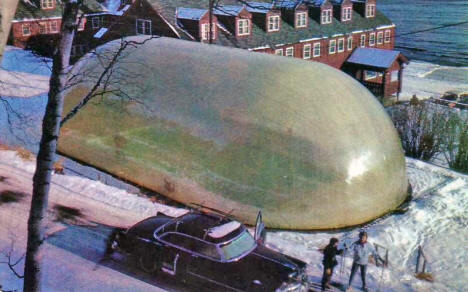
[59,37,408,229]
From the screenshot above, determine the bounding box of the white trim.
[342,7,352,21]
[313,42,321,57]
[376,24,396,30]
[337,38,345,52]
[285,46,294,57]
[365,4,375,18]
[329,39,336,54]
[384,30,391,43]
[377,31,383,44]
[369,32,376,46]
[347,37,353,50]
[296,12,307,28]
[303,44,311,59]
[136,19,152,35]
[12,16,62,22]
[268,15,280,32]
[237,19,250,36]
[299,37,323,43]
[275,48,283,56]
[360,34,366,47]
[321,9,332,24]
[22,23,31,36]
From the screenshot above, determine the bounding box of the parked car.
[109,210,308,292]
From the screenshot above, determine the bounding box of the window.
[162,233,221,260]
[329,39,336,54]
[391,71,399,82]
[77,18,85,31]
[337,38,344,52]
[92,17,100,29]
[201,22,216,40]
[365,70,382,80]
[39,22,46,34]
[268,15,280,32]
[366,4,375,17]
[369,32,375,46]
[377,31,383,44]
[296,12,307,28]
[347,37,353,50]
[360,34,366,47]
[321,9,332,24]
[275,48,283,56]
[50,21,58,33]
[22,23,31,36]
[303,44,311,59]
[285,47,294,57]
[237,19,250,36]
[313,42,321,57]
[342,7,352,21]
[136,19,152,35]
[384,30,391,43]
[41,0,54,9]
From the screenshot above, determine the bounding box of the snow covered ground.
[0,150,467,292]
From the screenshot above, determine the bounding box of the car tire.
[138,253,159,274]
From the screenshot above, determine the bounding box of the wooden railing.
[361,81,384,97]
[415,245,434,282]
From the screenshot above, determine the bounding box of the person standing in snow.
[347,231,384,292]
[321,237,343,290]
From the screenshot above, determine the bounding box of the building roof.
[14,0,107,20]
[213,5,245,16]
[177,7,208,20]
[146,0,393,50]
[273,0,303,10]
[245,1,273,13]
[304,0,329,7]
[346,47,403,69]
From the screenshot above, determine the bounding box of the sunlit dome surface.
[59,37,408,229]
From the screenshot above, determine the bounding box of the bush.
[444,112,468,173]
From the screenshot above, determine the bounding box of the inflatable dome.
[59,37,408,229]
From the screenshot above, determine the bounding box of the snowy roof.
[304,0,329,7]
[208,221,242,238]
[346,48,403,69]
[245,2,274,13]
[213,5,245,16]
[274,0,303,9]
[93,27,108,39]
[177,7,208,20]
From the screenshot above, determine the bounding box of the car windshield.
[220,231,256,261]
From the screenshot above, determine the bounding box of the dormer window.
[321,9,332,24]
[295,12,307,28]
[268,15,280,32]
[237,19,250,36]
[201,23,216,41]
[365,4,375,18]
[136,19,152,35]
[41,0,54,9]
[342,7,352,21]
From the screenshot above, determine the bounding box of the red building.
[9,0,406,97]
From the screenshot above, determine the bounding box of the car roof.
[158,212,245,244]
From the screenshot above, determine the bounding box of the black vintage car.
[110,210,308,292]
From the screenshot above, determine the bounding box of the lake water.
[379,0,468,66]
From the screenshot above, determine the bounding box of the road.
[0,151,193,292]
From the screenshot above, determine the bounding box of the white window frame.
[384,30,391,43]
[365,70,383,80]
[347,36,353,50]
[337,38,345,52]
[275,48,283,56]
[366,4,375,18]
[391,70,399,82]
[22,23,31,36]
[296,12,307,28]
[360,34,366,47]
[41,0,54,9]
[49,20,58,33]
[369,32,376,46]
[136,19,152,35]
[268,15,280,32]
[342,7,352,21]
[39,22,47,34]
[237,19,250,36]
[329,39,336,54]
[321,9,332,24]
[92,17,100,29]
[377,31,383,44]
[201,22,216,41]
[303,44,311,59]
[313,42,321,57]
[285,47,294,57]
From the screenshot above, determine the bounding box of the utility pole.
[209,0,214,44]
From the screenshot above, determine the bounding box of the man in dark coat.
[321,237,343,290]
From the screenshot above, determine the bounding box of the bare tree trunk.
[23,1,79,291]
[0,0,19,59]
